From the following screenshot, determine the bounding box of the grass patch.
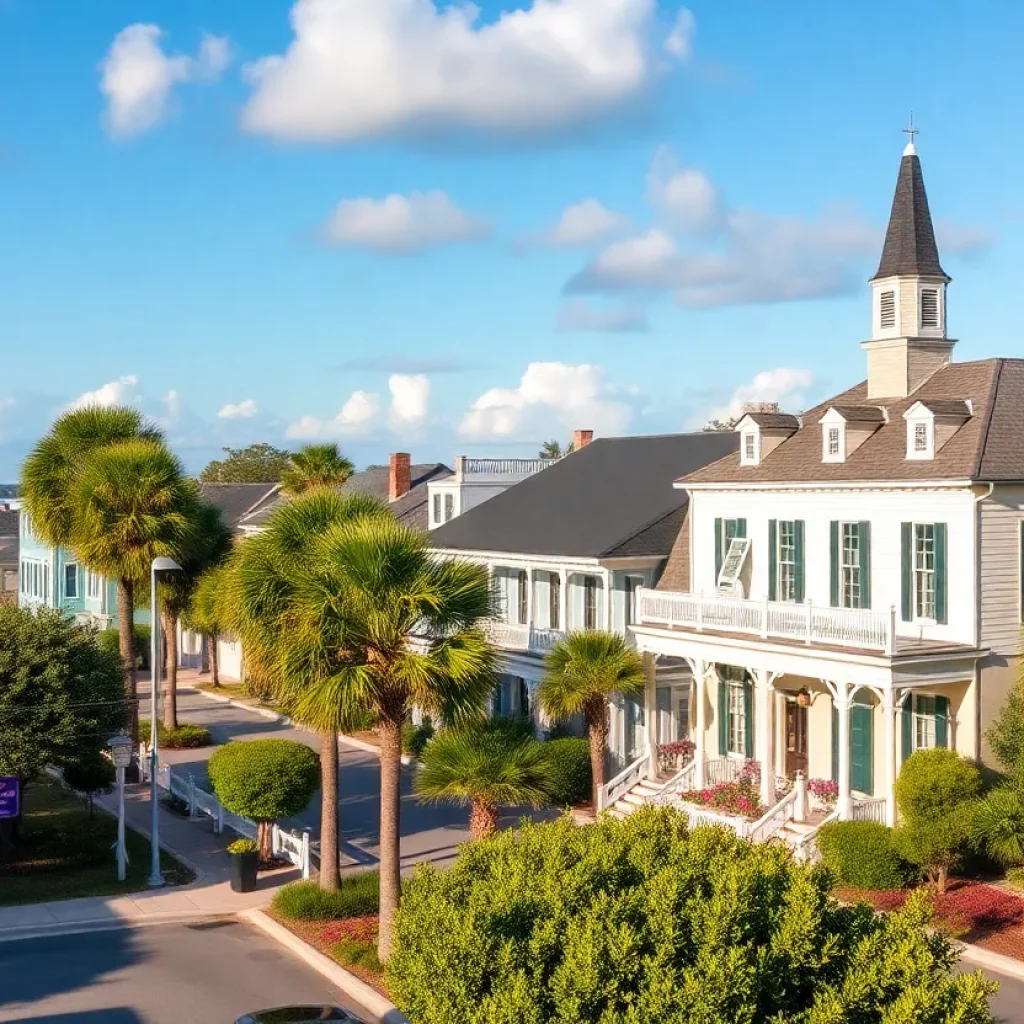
[0,776,193,907]
[271,871,380,920]
[193,680,248,698]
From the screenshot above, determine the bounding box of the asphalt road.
[158,685,556,872]
[0,921,374,1024]
[973,962,1024,1023]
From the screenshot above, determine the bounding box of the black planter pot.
[230,850,259,893]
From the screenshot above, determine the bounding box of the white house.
[617,136,1024,843]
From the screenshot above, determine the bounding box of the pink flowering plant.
[658,739,696,771]
[680,777,763,819]
[808,778,839,809]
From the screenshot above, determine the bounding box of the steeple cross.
[903,113,919,144]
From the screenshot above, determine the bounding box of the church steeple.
[862,124,956,400]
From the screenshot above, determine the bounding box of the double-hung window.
[64,563,78,600]
[549,574,561,629]
[901,522,946,624]
[841,524,862,609]
[432,494,441,524]
[516,570,528,625]
[88,569,103,600]
[583,576,599,629]
[443,494,454,523]
[727,683,746,756]
[914,695,937,750]
[903,692,949,756]
[778,521,796,601]
[914,524,937,620]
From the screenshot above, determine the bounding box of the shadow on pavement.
[0,930,142,1009]
[5,1011,142,1023]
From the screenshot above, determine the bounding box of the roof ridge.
[972,358,1004,479]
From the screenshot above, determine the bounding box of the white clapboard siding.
[979,486,1024,655]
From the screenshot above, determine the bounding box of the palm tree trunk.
[377,719,403,962]
[319,730,340,891]
[587,701,609,810]
[117,578,139,782]
[469,800,500,840]
[209,632,220,687]
[162,611,178,731]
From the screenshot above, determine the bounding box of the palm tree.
[68,440,200,747]
[267,513,495,960]
[414,720,556,839]
[280,443,355,497]
[160,501,233,730]
[538,439,572,460]
[226,490,394,893]
[539,631,645,809]
[183,562,231,687]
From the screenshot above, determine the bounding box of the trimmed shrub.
[138,720,212,749]
[386,807,994,1023]
[97,624,152,669]
[402,719,434,758]
[208,739,320,861]
[816,820,912,890]
[541,737,591,806]
[272,871,380,921]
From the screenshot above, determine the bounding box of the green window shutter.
[794,520,806,602]
[935,695,950,748]
[934,523,948,624]
[901,522,913,622]
[743,680,754,759]
[717,676,729,756]
[714,518,723,580]
[736,519,747,538]
[831,701,839,783]
[850,703,873,795]
[858,521,872,609]
[768,520,778,601]
[829,521,840,607]
[901,698,913,762]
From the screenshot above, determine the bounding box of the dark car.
[234,1008,365,1023]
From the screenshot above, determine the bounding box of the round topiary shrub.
[541,737,591,806]
[208,739,320,862]
[816,820,912,890]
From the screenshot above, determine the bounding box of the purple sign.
[0,778,19,820]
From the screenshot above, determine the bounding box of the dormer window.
[740,430,759,466]
[880,290,896,330]
[906,416,934,459]
[913,422,929,453]
[920,288,940,329]
[827,427,841,456]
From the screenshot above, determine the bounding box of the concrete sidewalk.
[0,782,300,940]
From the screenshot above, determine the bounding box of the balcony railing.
[458,458,558,478]
[636,588,895,653]
[482,618,565,654]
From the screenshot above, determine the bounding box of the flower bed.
[680,777,762,819]
[837,880,1024,960]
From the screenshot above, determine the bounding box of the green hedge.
[272,872,380,920]
[402,720,435,758]
[542,737,591,807]
[816,820,913,890]
[97,624,152,669]
[138,720,212,749]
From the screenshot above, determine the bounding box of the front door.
[785,700,808,777]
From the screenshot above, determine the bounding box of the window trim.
[443,493,454,523]
[64,562,79,600]
[727,680,746,757]
[913,693,938,752]
[741,430,758,465]
[822,421,845,463]
[906,416,934,459]
[583,575,600,630]
[432,493,441,524]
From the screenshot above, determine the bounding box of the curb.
[957,940,1024,982]
[241,908,410,1024]
[0,911,234,945]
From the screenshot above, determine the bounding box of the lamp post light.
[149,555,182,888]
[108,732,133,881]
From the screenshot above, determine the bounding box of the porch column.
[755,669,775,807]
[694,661,708,788]
[558,568,568,632]
[603,570,613,630]
[883,689,898,827]
[835,682,853,820]
[524,567,534,628]
[644,653,658,780]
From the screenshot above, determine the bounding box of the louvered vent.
[920,289,940,329]
[879,290,896,329]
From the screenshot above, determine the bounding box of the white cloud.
[460,362,635,440]
[646,146,719,232]
[704,368,815,425]
[66,375,142,412]
[217,399,259,420]
[286,390,381,440]
[322,191,488,254]
[520,199,627,250]
[665,6,696,60]
[242,0,682,144]
[388,374,430,432]
[557,301,648,333]
[159,389,183,429]
[99,24,231,138]
[935,219,995,258]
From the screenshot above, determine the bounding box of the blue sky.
[0,0,1020,478]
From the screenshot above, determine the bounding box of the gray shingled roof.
[199,483,281,530]
[871,149,949,282]
[827,405,887,423]
[430,432,738,559]
[742,412,800,429]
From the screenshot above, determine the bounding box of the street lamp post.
[149,555,182,888]
[108,732,133,881]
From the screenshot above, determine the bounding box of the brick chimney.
[389,453,411,501]
[572,429,594,450]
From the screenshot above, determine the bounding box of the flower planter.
[230,849,259,893]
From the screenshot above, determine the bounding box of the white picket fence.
[152,760,313,878]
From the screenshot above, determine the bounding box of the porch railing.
[600,754,649,812]
[792,808,839,864]
[482,619,565,654]
[636,588,895,653]
[851,797,887,824]
[747,788,798,844]
[705,757,743,785]
[654,760,697,806]
[458,458,559,478]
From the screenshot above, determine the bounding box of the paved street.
[963,962,1024,1023]
[157,681,556,872]
[0,921,373,1024]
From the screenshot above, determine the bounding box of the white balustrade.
[636,588,894,653]
[461,458,558,477]
[482,618,566,654]
[600,754,649,811]
[850,797,887,824]
[704,757,743,785]
[654,760,696,805]
[747,788,797,844]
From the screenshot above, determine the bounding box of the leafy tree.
[702,416,739,432]
[20,407,163,755]
[539,631,645,807]
[986,672,1024,775]
[208,739,320,863]
[231,492,495,959]
[159,501,233,729]
[226,489,394,893]
[0,605,124,852]
[892,748,982,891]
[182,562,232,687]
[280,443,355,497]
[199,443,293,484]
[387,807,996,1023]
[538,440,573,459]
[972,781,1024,868]
[63,752,117,818]
[414,720,556,839]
